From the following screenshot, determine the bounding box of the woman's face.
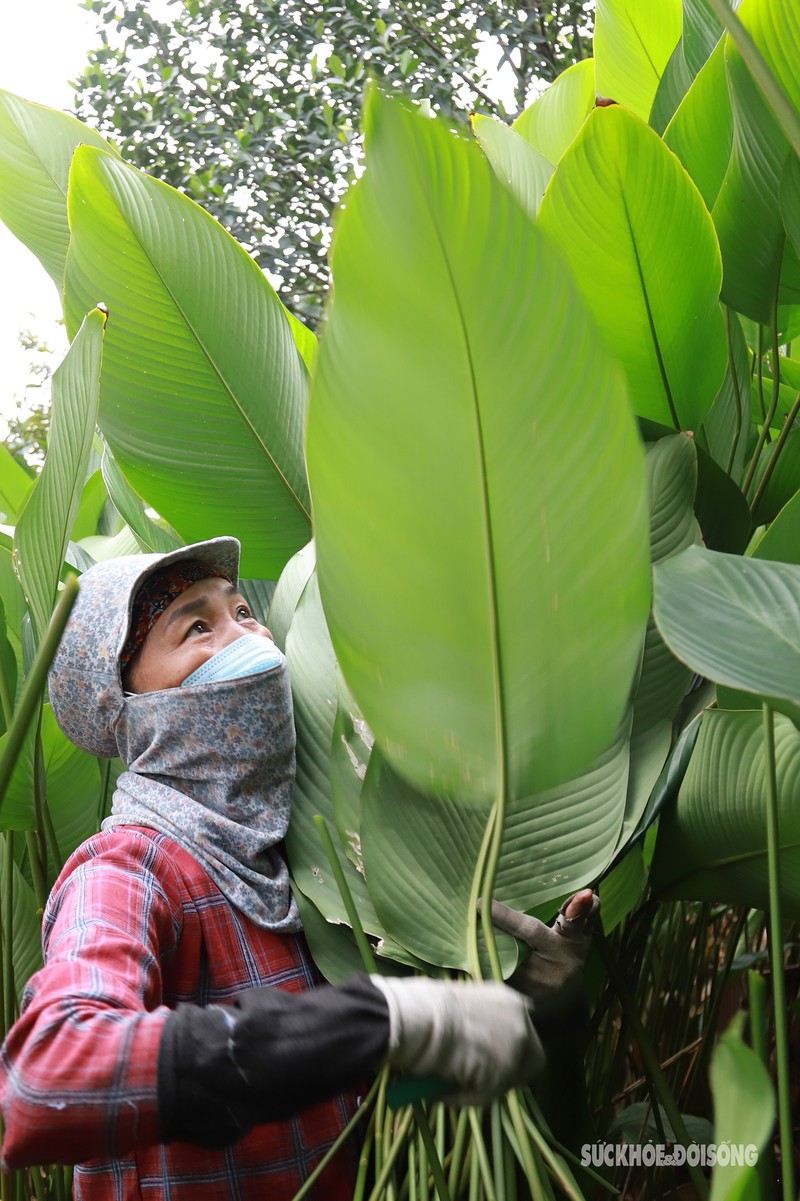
[125,576,272,694]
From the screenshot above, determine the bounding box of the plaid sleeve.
[0,832,181,1169]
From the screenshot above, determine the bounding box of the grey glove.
[484,893,600,1010]
[371,975,543,1106]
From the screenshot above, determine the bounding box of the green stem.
[744,284,783,499]
[446,1108,470,1196]
[412,1104,452,1201]
[724,307,746,479]
[747,971,777,1199]
[0,642,13,731]
[354,1105,378,1201]
[761,704,795,1201]
[0,578,80,810]
[467,1108,497,1201]
[490,1100,504,1201]
[313,815,375,974]
[468,812,496,980]
[96,757,113,827]
[747,969,768,1065]
[41,796,63,879]
[24,831,48,916]
[749,390,800,516]
[505,1092,548,1198]
[596,934,710,1200]
[3,833,14,1034]
[523,1091,618,1194]
[366,1108,415,1201]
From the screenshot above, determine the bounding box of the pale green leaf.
[654,545,800,705]
[64,147,311,579]
[472,114,553,219]
[308,91,650,802]
[0,88,114,288]
[13,308,105,639]
[538,106,727,431]
[267,540,316,651]
[593,0,682,120]
[512,59,595,165]
[709,1014,775,1201]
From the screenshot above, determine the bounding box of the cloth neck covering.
[103,659,302,932]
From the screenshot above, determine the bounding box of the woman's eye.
[188,620,207,636]
[236,605,253,620]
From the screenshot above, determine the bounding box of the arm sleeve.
[158,974,391,1147]
[0,836,179,1169]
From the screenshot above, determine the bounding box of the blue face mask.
[181,633,284,688]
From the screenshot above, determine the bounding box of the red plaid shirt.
[0,827,358,1200]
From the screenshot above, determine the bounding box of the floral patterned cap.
[48,537,241,757]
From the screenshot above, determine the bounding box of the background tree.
[73,0,593,327]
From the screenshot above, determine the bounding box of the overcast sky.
[0,0,99,429]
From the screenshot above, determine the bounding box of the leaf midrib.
[82,154,311,524]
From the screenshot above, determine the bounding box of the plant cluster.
[0,0,799,1198]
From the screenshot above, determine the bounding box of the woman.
[0,537,592,1199]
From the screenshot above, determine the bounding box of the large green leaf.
[538,105,727,431]
[652,708,800,917]
[593,0,682,120]
[683,0,726,76]
[360,714,633,973]
[712,35,799,322]
[495,713,633,910]
[63,147,311,579]
[665,41,734,211]
[653,545,800,706]
[619,435,699,845]
[100,444,182,555]
[751,488,800,564]
[13,308,105,640]
[783,153,800,262]
[471,115,553,219]
[307,90,650,802]
[512,59,595,165]
[651,0,725,134]
[708,1015,775,1201]
[0,88,114,288]
[283,570,386,936]
[698,309,751,487]
[360,752,493,973]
